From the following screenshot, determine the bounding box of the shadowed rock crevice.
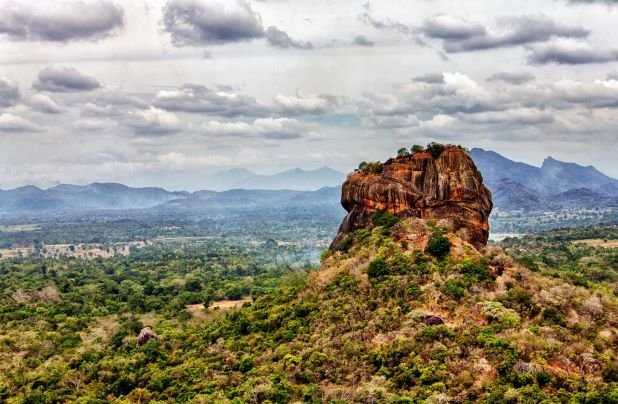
[332,145,493,250]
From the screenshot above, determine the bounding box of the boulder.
[420,315,445,326]
[137,327,159,346]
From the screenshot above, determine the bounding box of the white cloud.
[0,113,41,132]
[29,94,62,114]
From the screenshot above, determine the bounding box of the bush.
[390,253,415,274]
[411,144,424,153]
[427,142,445,158]
[368,257,389,278]
[479,301,521,328]
[441,279,465,300]
[460,259,492,283]
[397,147,409,157]
[541,308,566,327]
[358,161,384,174]
[426,232,450,259]
[320,249,332,263]
[338,236,353,252]
[372,211,400,229]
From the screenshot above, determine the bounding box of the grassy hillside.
[0,219,617,402]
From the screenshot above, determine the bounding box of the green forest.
[0,218,616,402]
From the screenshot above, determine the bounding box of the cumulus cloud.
[353,35,374,47]
[273,93,339,115]
[33,66,101,92]
[0,1,123,42]
[421,14,589,53]
[0,113,40,132]
[73,119,111,131]
[125,107,182,135]
[29,94,62,114]
[486,71,535,85]
[0,77,20,107]
[202,117,322,140]
[413,73,445,84]
[162,0,264,46]
[154,84,265,116]
[265,26,312,49]
[527,40,618,65]
[358,2,411,35]
[81,102,124,117]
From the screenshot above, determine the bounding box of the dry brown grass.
[573,239,618,248]
[209,297,253,310]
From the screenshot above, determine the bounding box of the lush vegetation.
[1,218,616,402]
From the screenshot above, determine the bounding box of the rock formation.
[137,327,159,346]
[332,145,492,250]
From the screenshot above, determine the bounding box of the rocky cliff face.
[332,146,492,249]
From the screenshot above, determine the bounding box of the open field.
[0,241,146,260]
[573,238,618,248]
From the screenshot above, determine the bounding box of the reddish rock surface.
[332,146,493,249]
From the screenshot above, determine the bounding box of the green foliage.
[541,308,566,327]
[0,218,616,402]
[426,142,445,158]
[360,161,384,174]
[479,301,521,328]
[411,144,424,153]
[440,279,465,300]
[397,147,410,157]
[368,257,389,278]
[459,258,492,283]
[320,249,333,263]
[372,210,400,229]
[338,235,353,252]
[416,325,453,342]
[426,231,451,259]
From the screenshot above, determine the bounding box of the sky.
[1,0,618,191]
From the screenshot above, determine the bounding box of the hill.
[0,183,186,213]
[200,167,346,191]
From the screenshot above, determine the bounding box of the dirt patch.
[209,297,253,310]
[573,239,618,248]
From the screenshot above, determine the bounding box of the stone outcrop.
[137,327,159,346]
[331,146,492,250]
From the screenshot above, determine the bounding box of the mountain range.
[1,150,617,215]
[200,167,346,191]
[470,148,618,211]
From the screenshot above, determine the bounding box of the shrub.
[426,142,445,158]
[499,288,540,318]
[416,324,453,342]
[479,301,521,328]
[397,147,410,157]
[517,256,540,272]
[364,161,384,174]
[368,257,389,278]
[358,161,368,171]
[338,236,353,252]
[441,279,465,300]
[426,232,450,259]
[390,253,414,274]
[460,259,492,283]
[372,210,400,229]
[411,144,424,153]
[541,308,566,327]
[320,249,332,263]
